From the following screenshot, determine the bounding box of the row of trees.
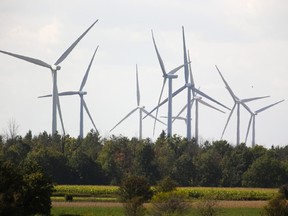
[1,129,288,187]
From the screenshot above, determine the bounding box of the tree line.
[1,129,288,188]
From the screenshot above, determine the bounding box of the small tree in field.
[118,175,153,216]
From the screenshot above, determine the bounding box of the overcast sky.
[0,0,287,147]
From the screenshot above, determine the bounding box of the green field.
[51,185,275,215]
[51,206,262,216]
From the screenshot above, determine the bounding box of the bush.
[262,188,288,216]
[196,197,222,216]
[65,194,73,202]
[150,191,190,216]
[118,175,153,216]
[155,176,177,193]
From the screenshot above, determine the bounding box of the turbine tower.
[0,20,98,135]
[110,65,165,140]
[151,30,187,137]
[39,46,99,139]
[245,99,284,147]
[215,65,270,145]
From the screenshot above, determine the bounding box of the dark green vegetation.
[1,129,288,187]
[0,159,54,215]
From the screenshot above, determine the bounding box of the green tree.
[0,160,53,216]
[221,143,253,187]
[119,175,153,216]
[242,153,287,187]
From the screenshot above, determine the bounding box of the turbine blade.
[174,103,189,122]
[110,107,138,132]
[38,94,52,98]
[245,115,253,144]
[241,96,270,103]
[56,86,65,135]
[182,26,189,83]
[80,46,99,91]
[151,78,167,135]
[215,65,237,101]
[187,50,195,87]
[142,109,166,125]
[151,30,166,75]
[198,99,225,113]
[136,65,140,106]
[241,102,254,114]
[168,63,187,75]
[58,91,79,96]
[161,116,187,121]
[83,99,98,133]
[149,84,187,119]
[221,103,236,139]
[255,99,285,114]
[193,88,230,110]
[55,19,98,65]
[0,50,51,68]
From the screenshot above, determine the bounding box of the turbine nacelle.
[164,74,178,79]
[51,65,61,71]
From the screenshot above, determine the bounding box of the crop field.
[52,186,276,215]
[53,185,277,201]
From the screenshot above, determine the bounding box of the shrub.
[118,175,153,216]
[65,194,73,201]
[262,188,288,216]
[155,176,177,193]
[196,197,222,216]
[150,191,190,216]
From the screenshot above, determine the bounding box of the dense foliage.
[0,159,54,215]
[1,129,288,187]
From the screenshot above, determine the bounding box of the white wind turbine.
[110,65,165,140]
[148,28,229,140]
[172,40,226,143]
[245,99,284,147]
[151,30,188,137]
[39,46,99,139]
[0,20,98,135]
[215,65,270,145]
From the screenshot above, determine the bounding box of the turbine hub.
[51,65,61,71]
[79,91,87,95]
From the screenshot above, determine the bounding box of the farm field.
[51,185,276,215]
[53,185,277,201]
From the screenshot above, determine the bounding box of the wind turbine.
[245,99,284,147]
[39,46,99,139]
[148,28,229,140]
[110,65,165,140]
[170,58,226,143]
[151,30,188,137]
[0,19,98,135]
[215,65,270,145]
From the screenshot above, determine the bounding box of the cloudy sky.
[0,0,287,147]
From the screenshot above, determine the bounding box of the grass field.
[51,206,263,216]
